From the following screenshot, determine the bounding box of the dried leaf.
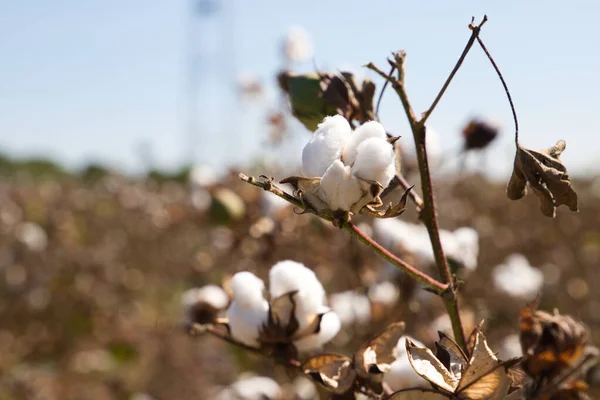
[506,140,578,218]
[364,186,412,219]
[303,353,356,394]
[355,322,406,377]
[280,176,328,214]
[405,338,458,394]
[436,331,469,368]
[268,291,298,335]
[387,388,450,399]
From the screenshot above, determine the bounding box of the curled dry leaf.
[404,326,520,400]
[506,140,578,218]
[303,353,356,394]
[355,322,406,377]
[364,186,412,219]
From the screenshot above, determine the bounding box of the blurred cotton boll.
[15,222,48,252]
[218,375,282,400]
[282,25,313,63]
[269,260,325,330]
[492,253,544,299]
[181,285,229,325]
[499,334,523,359]
[329,290,371,326]
[447,227,479,273]
[226,272,269,347]
[368,281,400,306]
[293,310,341,352]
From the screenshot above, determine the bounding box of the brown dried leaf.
[303,353,356,394]
[363,186,412,219]
[355,322,406,377]
[387,388,450,399]
[268,291,298,335]
[506,140,578,218]
[405,338,458,394]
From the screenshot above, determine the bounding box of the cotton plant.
[188,15,596,400]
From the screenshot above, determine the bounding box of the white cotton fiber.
[302,115,350,177]
[329,291,371,326]
[343,120,387,166]
[351,137,396,186]
[181,285,229,311]
[293,310,341,352]
[318,160,364,212]
[269,260,326,330]
[226,272,269,347]
[218,375,282,400]
[451,227,479,272]
[492,254,544,298]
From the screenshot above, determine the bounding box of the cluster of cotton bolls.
[226,260,341,351]
[373,218,479,273]
[299,115,396,213]
[216,374,318,400]
[492,253,544,299]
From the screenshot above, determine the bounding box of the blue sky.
[1,1,598,177]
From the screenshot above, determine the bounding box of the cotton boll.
[269,260,326,330]
[499,334,523,359]
[351,137,396,186]
[181,285,229,324]
[293,310,341,352]
[343,121,387,166]
[302,115,350,177]
[226,272,269,347]
[368,281,400,306]
[451,227,479,272]
[329,291,371,326]
[492,254,544,298]
[319,160,364,212]
[282,25,313,63]
[219,375,282,400]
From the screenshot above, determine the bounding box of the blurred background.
[0,1,599,399]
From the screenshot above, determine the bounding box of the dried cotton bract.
[283,116,402,222]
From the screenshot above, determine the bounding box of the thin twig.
[375,65,395,120]
[239,173,448,294]
[476,36,519,145]
[421,15,488,124]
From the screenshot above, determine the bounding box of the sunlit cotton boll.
[302,115,350,177]
[181,285,229,324]
[368,281,400,306]
[342,121,387,166]
[293,310,341,352]
[319,160,364,212]
[15,222,48,252]
[329,291,371,326]
[492,253,544,299]
[282,25,313,63]
[218,375,282,400]
[383,336,427,391]
[226,272,269,347]
[446,227,479,272]
[269,260,326,330]
[351,137,396,186]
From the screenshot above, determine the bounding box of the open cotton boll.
[319,160,364,212]
[181,285,229,312]
[351,137,396,186]
[218,375,282,400]
[492,254,544,298]
[329,291,371,326]
[302,115,350,177]
[293,310,341,352]
[368,281,400,306]
[269,260,326,329]
[227,272,269,347]
[343,121,387,166]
